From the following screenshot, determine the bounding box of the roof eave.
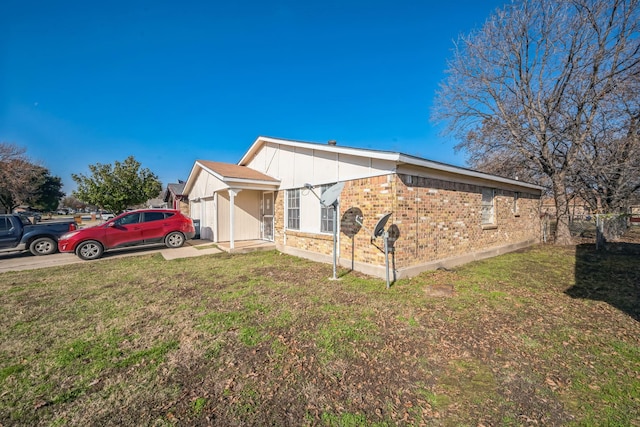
[183,162,205,195]
[238,136,400,166]
[223,177,280,186]
[397,154,544,191]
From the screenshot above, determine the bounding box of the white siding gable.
[244,141,395,190]
[189,168,228,199]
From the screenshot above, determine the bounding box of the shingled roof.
[196,160,280,183]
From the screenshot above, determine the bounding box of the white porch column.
[228,188,241,250]
[213,193,218,243]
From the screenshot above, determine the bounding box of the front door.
[262,192,274,241]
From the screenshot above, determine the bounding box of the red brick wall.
[275,173,541,276]
[273,190,335,255]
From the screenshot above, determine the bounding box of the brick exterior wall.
[275,173,541,278]
[385,174,541,269]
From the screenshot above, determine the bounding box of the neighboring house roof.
[240,136,544,192]
[168,182,186,195]
[163,182,186,202]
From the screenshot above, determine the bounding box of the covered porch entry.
[214,189,277,249]
[184,161,280,251]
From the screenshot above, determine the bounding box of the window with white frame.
[320,183,336,233]
[513,192,520,215]
[481,188,495,225]
[287,189,300,230]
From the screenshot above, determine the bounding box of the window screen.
[287,189,300,230]
[481,188,495,225]
[320,184,336,233]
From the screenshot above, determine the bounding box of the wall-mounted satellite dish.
[373,212,393,238]
[320,182,345,207]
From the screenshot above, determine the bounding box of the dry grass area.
[1,231,639,426]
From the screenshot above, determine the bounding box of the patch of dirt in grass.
[424,283,455,297]
[150,262,585,426]
[2,242,639,426]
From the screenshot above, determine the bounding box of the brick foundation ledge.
[279,239,539,281]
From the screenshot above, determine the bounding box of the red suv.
[58,209,196,260]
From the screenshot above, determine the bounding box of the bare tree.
[571,68,640,212]
[0,143,45,212]
[60,195,86,212]
[432,0,640,244]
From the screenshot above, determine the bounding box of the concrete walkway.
[161,240,222,260]
[0,239,223,273]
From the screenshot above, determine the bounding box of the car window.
[143,211,165,222]
[0,217,12,231]
[17,215,31,225]
[164,212,175,219]
[116,213,141,226]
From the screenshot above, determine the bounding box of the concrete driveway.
[0,240,221,273]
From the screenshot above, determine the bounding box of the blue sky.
[1,0,507,193]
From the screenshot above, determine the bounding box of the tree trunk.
[552,176,573,245]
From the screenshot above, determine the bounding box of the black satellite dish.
[353,212,395,289]
[372,212,393,238]
[341,207,363,238]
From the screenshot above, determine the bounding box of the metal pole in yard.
[384,231,390,289]
[332,203,338,280]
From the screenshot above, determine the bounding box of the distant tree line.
[0,142,162,215]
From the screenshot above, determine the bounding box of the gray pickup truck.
[0,214,78,256]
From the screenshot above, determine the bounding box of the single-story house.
[184,136,544,279]
[163,181,189,215]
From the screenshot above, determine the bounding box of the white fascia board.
[197,160,280,189]
[240,136,543,192]
[397,154,544,192]
[222,177,281,189]
[239,136,400,166]
[183,162,203,195]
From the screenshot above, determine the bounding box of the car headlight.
[60,231,79,240]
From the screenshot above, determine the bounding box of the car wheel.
[29,237,57,256]
[76,240,104,260]
[165,232,185,248]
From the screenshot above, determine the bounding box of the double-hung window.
[320,183,336,233]
[481,188,495,225]
[287,189,300,230]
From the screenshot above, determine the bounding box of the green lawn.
[1,242,638,426]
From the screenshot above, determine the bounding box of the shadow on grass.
[567,242,640,321]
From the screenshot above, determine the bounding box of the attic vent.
[328,140,337,146]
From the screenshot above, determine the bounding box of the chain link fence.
[542,213,633,249]
[594,214,630,250]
